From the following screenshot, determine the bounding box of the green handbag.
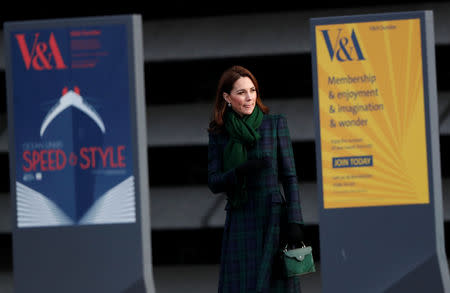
[282,242,316,277]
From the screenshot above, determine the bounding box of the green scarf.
[223,106,264,208]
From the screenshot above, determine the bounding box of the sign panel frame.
[311,11,449,293]
[4,15,154,293]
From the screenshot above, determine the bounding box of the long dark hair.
[208,65,269,133]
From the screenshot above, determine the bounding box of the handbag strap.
[283,241,306,252]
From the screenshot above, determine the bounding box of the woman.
[208,65,305,293]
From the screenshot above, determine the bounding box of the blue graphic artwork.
[11,25,136,227]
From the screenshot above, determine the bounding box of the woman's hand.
[287,223,305,247]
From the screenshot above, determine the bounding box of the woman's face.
[223,76,257,117]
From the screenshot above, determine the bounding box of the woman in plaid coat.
[208,65,305,293]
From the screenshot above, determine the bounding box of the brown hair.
[208,65,269,133]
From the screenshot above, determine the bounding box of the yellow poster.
[315,19,429,208]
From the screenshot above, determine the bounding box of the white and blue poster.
[5,16,154,293]
[10,25,136,227]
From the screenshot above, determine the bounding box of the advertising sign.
[314,17,429,209]
[12,25,136,227]
[311,11,449,293]
[5,15,154,293]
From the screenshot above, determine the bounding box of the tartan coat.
[208,114,304,293]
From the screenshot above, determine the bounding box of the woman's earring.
[227,102,231,107]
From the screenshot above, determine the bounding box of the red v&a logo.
[15,32,67,71]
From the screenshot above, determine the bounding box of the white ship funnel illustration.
[40,86,106,137]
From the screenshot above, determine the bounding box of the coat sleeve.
[277,115,304,224]
[208,132,238,194]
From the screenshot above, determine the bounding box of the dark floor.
[0,264,322,293]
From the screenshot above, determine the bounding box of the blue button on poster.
[332,155,373,168]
